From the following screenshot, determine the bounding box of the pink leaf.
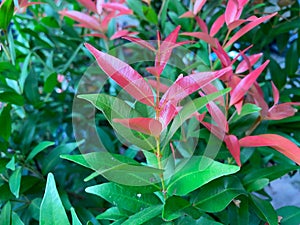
[59,10,102,31]
[181,32,217,47]
[160,67,232,106]
[84,33,107,39]
[193,0,206,15]
[202,83,225,106]
[225,13,277,48]
[113,118,162,137]
[147,79,169,93]
[102,2,132,14]
[267,102,300,120]
[122,36,156,52]
[236,53,263,73]
[195,17,208,33]
[225,0,239,25]
[110,30,138,40]
[159,102,177,128]
[212,41,231,67]
[224,135,241,166]
[179,11,194,18]
[239,134,300,165]
[85,43,155,106]
[96,0,104,14]
[210,14,225,37]
[146,66,164,77]
[77,0,97,13]
[271,81,279,105]
[229,60,269,106]
[101,11,116,31]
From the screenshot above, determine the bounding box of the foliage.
[0,0,299,224]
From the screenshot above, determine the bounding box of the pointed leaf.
[236,53,263,74]
[85,43,155,106]
[210,14,225,37]
[71,208,83,225]
[224,135,241,166]
[239,134,300,164]
[85,183,161,213]
[230,60,269,106]
[267,102,300,120]
[110,30,138,40]
[9,167,22,198]
[122,36,156,51]
[271,82,279,105]
[225,0,239,25]
[77,0,97,13]
[181,32,217,47]
[193,176,246,212]
[225,13,277,48]
[122,205,162,225]
[26,141,55,161]
[277,206,300,225]
[193,0,206,15]
[40,173,70,225]
[167,156,240,195]
[113,117,162,137]
[250,195,277,225]
[59,10,101,31]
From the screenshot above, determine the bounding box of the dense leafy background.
[0,0,299,224]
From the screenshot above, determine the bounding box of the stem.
[245,116,262,136]
[222,29,232,48]
[155,136,166,199]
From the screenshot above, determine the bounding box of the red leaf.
[267,102,300,120]
[212,41,231,67]
[96,0,104,14]
[102,3,132,14]
[159,102,177,128]
[160,67,231,106]
[59,10,102,31]
[225,13,277,48]
[179,11,194,18]
[239,134,300,165]
[271,81,279,105]
[193,0,206,15]
[224,135,241,166]
[110,30,138,40]
[77,0,97,13]
[84,33,107,39]
[122,37,156,52]
[236,53,263,73]
[210,14,225,37]
[181,32,217,47]
[225,0,239,25]
[195,17,208,33]
[85,43,155,106]
[229,60,269,106]
[113,118,162,137]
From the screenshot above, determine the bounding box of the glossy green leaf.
[0,0,14,30]
[286,42,298,76]
[6,156,15,171]
[28,198,42,221]
[44,73,58,93]
[126,0,145,19]
[85,182,161,213]
[230,103,261,123]
[277,206,300,225]
[246,178,269,192]
[19,54,31,93]
[96,207,127,221]
[163,196,201,221]
[9,167,22,198]
[26,141,55,161]
[269,58,286,90]
[24,70,40,105]
[11,212,25,225]
[0,201,11,225]
[78,94,156,150]
[61,152,162,186]
[71,208,83,225]
[250,195,277,225]
[159,0,169,28]
[143,7,158,24]
[0,92,24,106]
[41,16,60,28]
[122,205,162,225]
[197,217,223,225]
[0,104,11,141]
[193,176,246,213]
[40,173,70,225]
[167,156,240,196]
[0,62,19,80]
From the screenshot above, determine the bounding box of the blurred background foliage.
[0,0,299,224]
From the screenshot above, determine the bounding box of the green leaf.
[193,176,246,213]
[197,217,223,225]
[78,94,156,150]
[6,156,15,171]
[26,141,55,161]
[122,205,162,225]
[24,69,40,105]
[9,167,22,198]
[85,182,161,213]
[159,0,170,28]
[71,207,83,225]
[277,206,300,225]
[0,92,24,106]
[167,156,240,196]
[40,173,70,225]
[19,54,31,93]
[0,201,11,225]
[246,178,269,192]
[250,195,277,225]
[0,62,19,80]
[41,140,84,174]
[0,104,11,141]
[96,207,127,221]
[163,88,230,145]
[230,103,261,123]
[0,0,14,30]
[286,42,298,76]
[163,196,201,221]
[60,43,83,73]
[41,16,60,28]
[11,212,25,225]
[126,0,145,19]
[28,198,42,221]
[269,58,286,90]
[143,6,158,24]
[61,152,162,187]
[44,73,58,93]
